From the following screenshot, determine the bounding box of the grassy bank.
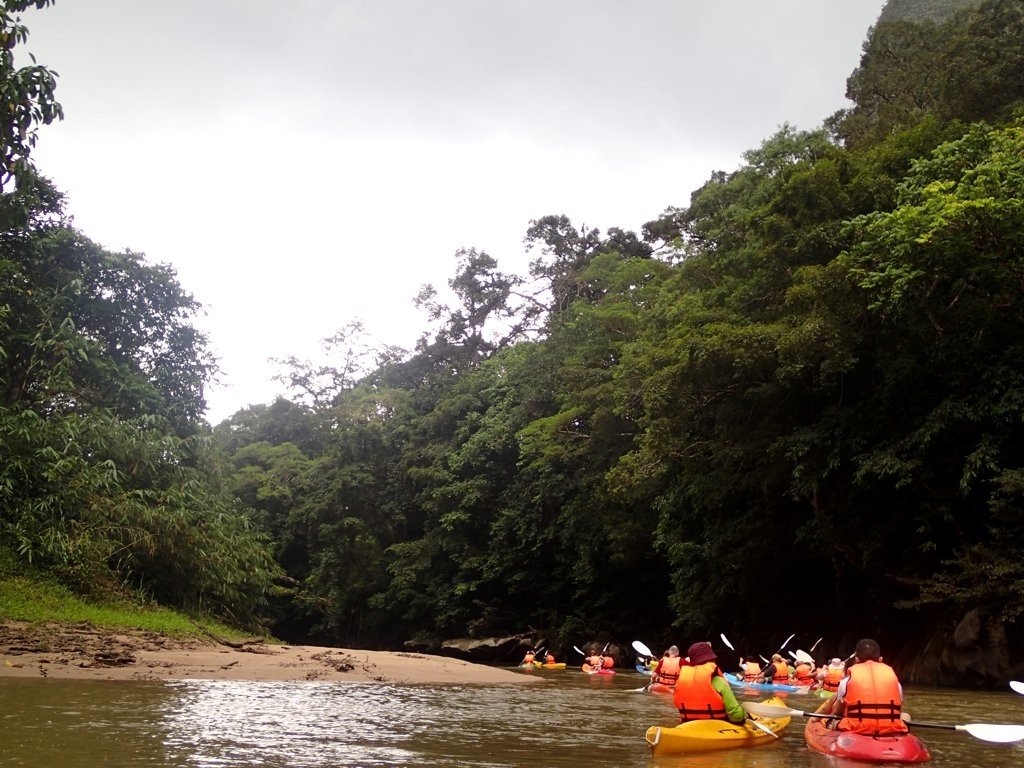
[0,548,255,641]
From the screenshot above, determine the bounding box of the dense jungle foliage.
[3,0,1024,656]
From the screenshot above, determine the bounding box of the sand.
[0,621,538,685]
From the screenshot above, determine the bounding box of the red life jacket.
[793,662,814,685]
[771,661,790,684]
[742,661,762,682]
[838,660,908,735]
[823,666,844,692]
[674,662,727,721]
[655,656,682,685]
[601,655,614,669]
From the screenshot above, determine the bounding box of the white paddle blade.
[748,719,779,738]
[742,701,801,718]
[958,724,1024,743]
[632,640,654,658]
[1010,680,1024,695]
[794,649,814,663]
[720,633,735,650]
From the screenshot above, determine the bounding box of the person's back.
[741,656,762,682]
[673,642,745,724]
[654,647,682,686]
[831,639,907,736]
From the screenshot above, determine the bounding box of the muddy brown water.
[1,667,1022,767]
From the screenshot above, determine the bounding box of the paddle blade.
[632,640,654,658]
[794,649,814,663]
[810,636,824,652]
[748,719,779,738]
[742,701,802,718]
[958,723,1024,743]
[720,633,735,650]
[778,633,795,651]
[572,645,585,656]
[1010,680,1024,695]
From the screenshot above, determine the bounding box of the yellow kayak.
[532,661,566,670]
[645,697,791,755]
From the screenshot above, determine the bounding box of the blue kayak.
[724,672,807,693]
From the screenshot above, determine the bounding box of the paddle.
[1011,681,1024,695]
[742,702,1024,743]
[810,637,824,653]
[719,634,735,651]
[632,640,654,658]
[631,640,656,691]
[747,718,779,739]
[572,645,585,656]
[775,633,796,656]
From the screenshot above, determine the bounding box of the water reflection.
[1,672,1023,767]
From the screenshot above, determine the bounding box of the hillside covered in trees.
[3,0,1024,683]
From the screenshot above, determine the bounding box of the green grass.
[0,548,257,641]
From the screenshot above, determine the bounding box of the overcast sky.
[21,0,887,423]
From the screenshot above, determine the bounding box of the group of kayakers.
[650,637,907,736]
[521,649,558,665]
[739,652,847,690]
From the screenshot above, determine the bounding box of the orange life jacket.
[674,662,727,721]
[793,662,814,684]
[523,652,535,664]
[655,656,682,685]
[770,661,790,683]
[545,653,555,664]
[601,655,614,669]
[742,661,762,682]
[823,666,844,692]
[838,660,908,735]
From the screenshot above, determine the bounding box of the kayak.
[645,696,791,755]
[582,664,616,675]
[647,682,673,695]
[804,718,931,763]
[725,672,808,693]
[532,662,566,670]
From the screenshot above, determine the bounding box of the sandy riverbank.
[0,621,538,685]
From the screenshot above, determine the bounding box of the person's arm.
[710,676,746,723]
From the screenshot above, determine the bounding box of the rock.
[438,634,534,663]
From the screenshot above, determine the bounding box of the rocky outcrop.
[436,633,537,663]
[903,608,1024,688]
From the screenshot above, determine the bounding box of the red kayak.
[805,718,931,763]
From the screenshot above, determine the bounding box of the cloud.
[21,0,887,421]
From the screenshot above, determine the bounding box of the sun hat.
[687,641,717,665]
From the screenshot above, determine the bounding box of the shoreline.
[0,621,538,685]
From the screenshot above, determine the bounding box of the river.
[1,667,1022,767]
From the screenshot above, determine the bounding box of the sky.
[19,0,888,423]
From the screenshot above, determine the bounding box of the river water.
[1,667,1022,767]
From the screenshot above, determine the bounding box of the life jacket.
[674,662,727,721]
[544,653,555,664]
[793,662,815,685]
[742,661,762,682]
[838,660,908,735]
[584,655,601,672]
[601,655,614,669]
[770,661,790,684]
[823,666,844,692]
[654,656,682,686]
[523,652,535,664]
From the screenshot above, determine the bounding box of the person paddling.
[739,655,763,683]
[763,653,791,685]
[673,641,745,724]
[818,657,845,693]
[651,645,683,687]
[793,657,816,686]
[819,638,907,735]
